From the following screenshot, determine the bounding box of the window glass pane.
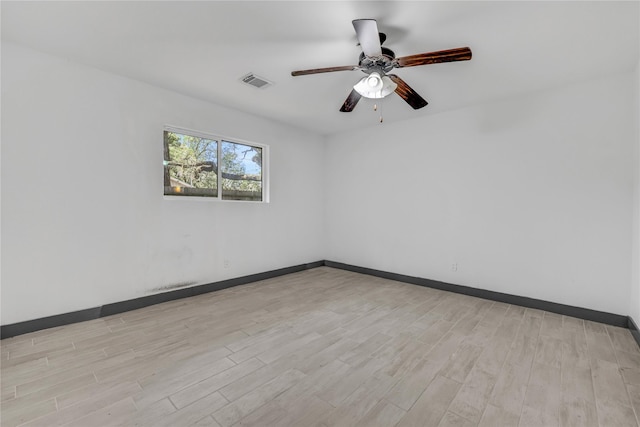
[164,131,218,197]
[221,141,262,201]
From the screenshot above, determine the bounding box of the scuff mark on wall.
[148,281,197,293]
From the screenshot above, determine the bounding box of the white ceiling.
[2,1,639,136]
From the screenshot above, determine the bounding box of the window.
[163,127,267,202]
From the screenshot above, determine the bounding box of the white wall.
[325,71,636,315]
[1,42,325,325]
[631,59,640,322]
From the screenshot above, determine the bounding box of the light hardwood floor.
[2,267,640,427]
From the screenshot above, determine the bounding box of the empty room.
[1,1,639,426]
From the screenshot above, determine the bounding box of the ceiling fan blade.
[291,65,359,76]
[339,89,362,112]
[396,47,472,68]
[353,19,382,57]
[388,75,428,110]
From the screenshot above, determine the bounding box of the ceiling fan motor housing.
[358,47,396,75]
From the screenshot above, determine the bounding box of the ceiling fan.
[291,19,472,112]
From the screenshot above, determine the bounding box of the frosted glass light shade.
[353,72,397,99]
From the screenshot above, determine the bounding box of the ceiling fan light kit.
[353,72,397,99]
[291,18,472,114]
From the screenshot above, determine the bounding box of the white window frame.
[163,125,269,203]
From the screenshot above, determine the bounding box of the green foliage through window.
[163,129,264,201]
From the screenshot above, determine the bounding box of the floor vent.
[240,73,273,89]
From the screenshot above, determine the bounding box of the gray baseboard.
[325,260,629,328]
[0,261,323,339]
[1,260,635,346]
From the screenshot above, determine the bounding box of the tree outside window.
[164,129,264,201]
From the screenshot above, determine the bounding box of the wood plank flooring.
[2,267,640,426]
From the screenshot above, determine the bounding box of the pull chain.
[376,99,383,123]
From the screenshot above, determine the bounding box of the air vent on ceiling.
[240,73,273,89]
